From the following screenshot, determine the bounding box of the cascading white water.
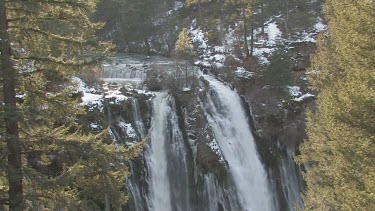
[102,63,147,79]
[147,92,191,211]
[126,163,145,211]
[101,54,175,87]
[130,98,147,139]
[279,149,304,210]
[165,97,191,211]
[147,92,173,211]
[103,54,306,211]
[201,173,240,211]
[125,98,147,211]
[202,75,275,211]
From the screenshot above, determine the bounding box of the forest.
[0,0,374,210]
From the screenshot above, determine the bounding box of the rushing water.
[279,148,304,210]
[147,92,191,211]
[126,162,145,211]
[102,54,175,87]
[125,98,147,211]
[103,54,305,211]
[130,98,147,139]
[201,75,275,211]
[147,92,173,211]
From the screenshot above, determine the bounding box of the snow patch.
[105,89,128,103]
[207,138,224,163]
[90,123,100,130]
[73,77,131,111]
[81,93,103,111]
[294,93,315,102]
[73,77,104,111]
[235,67,255,79]
[190,21,228,68]
[72,77,87,93]
[174,1,184,10]
[128,88,153,96]
[252,20,282,64]
[253,47,273,64]
[314,17,326,32]
[16,94,26,99]
[190,26,208,49]
[288,86,301,97]
[118,122,137,139]
[194,60,212,68]
[267,22,281,45]
[288,86,315,102]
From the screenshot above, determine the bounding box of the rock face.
[174,89,227,180]
[82,45,317,209]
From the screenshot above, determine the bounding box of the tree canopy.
[296,0,375,210]
[0,0,141,210]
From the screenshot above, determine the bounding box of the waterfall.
[201,75,275,211]
[147,92,173,211]
[130,98,147,139]
[102,54,175,87]
[103,54,306,211]
[125,98,147,211]
[203,174,224,211]
[200,173,240,211]
[103,63,147,80]
[279,148,304,210]
[147,92,191,211]
[164,95,191,211]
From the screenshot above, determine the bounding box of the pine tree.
[264,45,292,87]
[116,0,156,53]
[296,0,375,210]
[0,0,142,209]
[225,0,255,58]
[186,0,212,20]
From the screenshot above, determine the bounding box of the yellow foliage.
[296,0,375,210]
[175,28,195,59]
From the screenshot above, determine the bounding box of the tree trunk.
[261,0,265,34]
[284,0,289,37]
[144,38,151,56]
[242,6,250,58]
[0,0,24,210]
[104,194,111,211]
[250,24,254,57]
[185,61,188,88]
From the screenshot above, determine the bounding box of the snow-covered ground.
[235,67,255,79]
[73,76,153,147]
[73,77,104,111]
[189,16,326,68]
[73,77,151,111]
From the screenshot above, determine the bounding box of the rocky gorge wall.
[79,59,308,210]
